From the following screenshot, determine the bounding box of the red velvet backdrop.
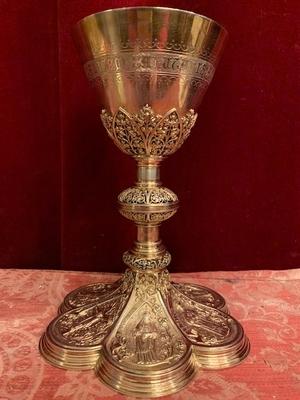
[0,1,60,267]
[0,1,299,272]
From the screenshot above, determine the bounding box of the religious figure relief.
[111,332,129,361]
[171,299,231,346]
[64,282,115,309]
[184,308,229,337]
[134,311,159,364]
[133,310,177,364]
[108,303,186,367]
[61,307,106,344]
[174,283,216,307]
[57,296,126,346]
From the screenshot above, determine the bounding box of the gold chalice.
[40,7,249,397]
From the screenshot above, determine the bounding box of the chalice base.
[39,270,250,398]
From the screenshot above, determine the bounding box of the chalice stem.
[121,158,173,272]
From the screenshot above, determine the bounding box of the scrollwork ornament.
[123,251,172,271]
[101,105,197,158]
[87,37,219,62]
[85,52,215,84]
[119,209,177,223]
[119,187,178,205]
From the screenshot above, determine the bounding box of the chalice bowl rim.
[76,6,228,36]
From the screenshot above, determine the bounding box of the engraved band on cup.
[84,52,215,84]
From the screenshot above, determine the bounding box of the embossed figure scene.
[40,7,249,398]
[110,308,176,365]
[134,311,162,364]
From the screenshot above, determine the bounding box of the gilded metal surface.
[74,7,227,115]
[40,6,249,398]
[84,51,215,84]
[40,272,134,370]
[123,250,171,271]
[59,281,121,313]
[120,208,178,224]
[119,185,179,224]
[101,105,197,157]
[40,270,249,394]
[119,186,178,204]
[173,282,227,312]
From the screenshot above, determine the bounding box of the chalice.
[40,7,250,397]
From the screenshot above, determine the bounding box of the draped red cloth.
[0,1,299,272]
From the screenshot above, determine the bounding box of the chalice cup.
[40,7,250,398]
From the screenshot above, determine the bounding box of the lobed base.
[40,269,250,398]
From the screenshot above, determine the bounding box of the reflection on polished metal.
[40,7,250,397]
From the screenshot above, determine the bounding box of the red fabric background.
[0,1,60,267]
[0,1,299,272]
